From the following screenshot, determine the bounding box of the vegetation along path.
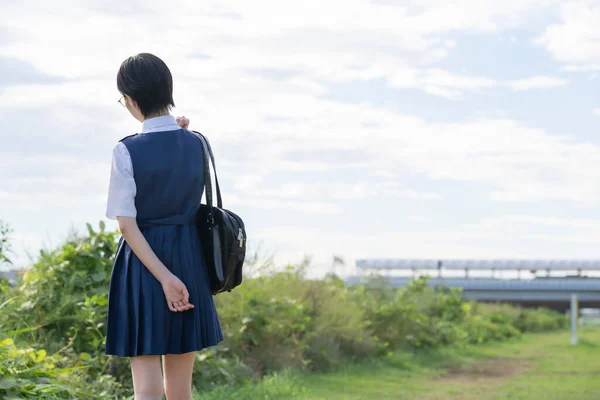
[195,328,600,400]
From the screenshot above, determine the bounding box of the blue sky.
[1,0,600,277]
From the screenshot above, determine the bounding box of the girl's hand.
[161,274,194,312]
[176,116,190,129]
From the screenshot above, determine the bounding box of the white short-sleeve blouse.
[105,115,182,220]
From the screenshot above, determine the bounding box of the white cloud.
[393,0,558,33]
[219,181,440,218]
[333,64,565,99]
[0,0,566,105]
[444,40,457,48]
[421,68,497,90]
[535,1,600,68]
[407,216,431,223]
[0,0,596,271]
[507,75,568,90]
[563,64,600,72]
[3,82,597,211]
[232,182,440,201]
[255,212,600,277]
[422,85,463,100]
[226,194,342,214]
[253,224,506,278]
[371,170,398,179]
[463,215,600,246]
[593,108,600,115]
[475,215,600,230]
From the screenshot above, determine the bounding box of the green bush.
[0,221,568,398]
[0,336,82,399]
[0,222,130,398]
[0,332,125,400]
[0,220,13,267]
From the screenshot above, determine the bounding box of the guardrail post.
[571,294,578,346]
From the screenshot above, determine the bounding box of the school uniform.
[104,115,223,357]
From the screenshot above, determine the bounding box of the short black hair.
[117,53,175,117]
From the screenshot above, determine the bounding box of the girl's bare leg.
[130,355,164,400]
[162,352,196,400]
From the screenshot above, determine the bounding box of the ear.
[125,95,136,108]
[125,96,145,121]
[127,96,142,113]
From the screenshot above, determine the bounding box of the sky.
[1,0,600,278]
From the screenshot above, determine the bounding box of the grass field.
[194,328,600,400]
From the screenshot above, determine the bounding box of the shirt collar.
[141,115,181,134]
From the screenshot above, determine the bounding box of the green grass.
[194,328,600,400]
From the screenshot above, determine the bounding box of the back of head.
[117,53,175,118]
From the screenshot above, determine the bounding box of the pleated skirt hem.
[105,337,224,358]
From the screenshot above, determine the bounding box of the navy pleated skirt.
[105,225,223,357]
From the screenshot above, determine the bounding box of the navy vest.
[120,129,205,228]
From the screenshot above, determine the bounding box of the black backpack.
[193,131,246,295]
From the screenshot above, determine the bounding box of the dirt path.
[417,357,535,400]
[413,330,600,400]
[438,357,532,383]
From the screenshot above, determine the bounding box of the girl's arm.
[117,216,194,312]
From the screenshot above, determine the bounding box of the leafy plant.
[0,221,568,398]
[0,220,13,267]
[2,222,130,398]
[0,335,84,399]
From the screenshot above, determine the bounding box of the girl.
[105,53,223,400]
